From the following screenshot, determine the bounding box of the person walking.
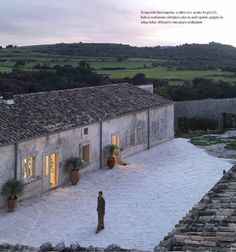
[96,191,105,233]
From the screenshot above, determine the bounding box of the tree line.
[0,64,109,94]
[0,65,236,101]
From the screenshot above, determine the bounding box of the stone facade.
[0,104,174,208]
[0,84,174,208]
[102,111,149,161]
[0,145,15,206]
[150,105,174,147]
[156,165,236,251]
[175,98,236,131]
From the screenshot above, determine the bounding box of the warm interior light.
[23,158,27,179]
[23,156,34,179]
[45,155,49,176]
[112,135,120,147]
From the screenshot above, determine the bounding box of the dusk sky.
[0,0,235,47]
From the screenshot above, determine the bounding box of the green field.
[90,60,155,69]
[97,68,236,82]
[1,48,236,83]
[0,66,12,73]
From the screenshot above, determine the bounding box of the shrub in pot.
[1,179,24,212]
[64,157,83,185]
[105,144,118,169]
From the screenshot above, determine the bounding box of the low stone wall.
[0,243,37,252]
[0,242,146,252]
[174,98,236,131]
[155,165,236,251]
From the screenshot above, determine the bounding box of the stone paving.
[0,139,232,251]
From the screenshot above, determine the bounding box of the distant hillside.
[20,42,236,70]
[1,41,236,100]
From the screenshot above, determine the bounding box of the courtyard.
[0,138,233,251]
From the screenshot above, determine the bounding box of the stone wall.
[150,104,174,148]
[0,104,174,208]
[155,165,236,251]
[102,110,149,163]
[0,242,144,252]
[16,122,101,195]
[174,98,236,130]
[0,145,15,208]
[0,123,101,208]
[102,104,174,163]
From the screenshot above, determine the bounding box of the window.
[135,127,142,145]
[82,127,89,137]
[23,156,35,180]
[82,144,90,163]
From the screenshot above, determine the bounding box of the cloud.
[0,0,235,47]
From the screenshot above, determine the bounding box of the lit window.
[83,127,89,137]
[82,145,90,163]
[23,156,35,180]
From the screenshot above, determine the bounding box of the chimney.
[3,92,14,105]
[137,84,154,93]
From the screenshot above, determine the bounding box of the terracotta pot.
[69,169,80,185]
[107,156,116,169]
[7,197,17,212]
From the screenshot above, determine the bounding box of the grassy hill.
[21,42,236,70]
[0,42,236,100]
[1,42,236,85]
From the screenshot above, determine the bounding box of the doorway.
[112,134,120,147]
[45,153,59,188]
[112,134,121,164]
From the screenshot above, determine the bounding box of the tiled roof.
[0,83,171,145]
[156,165,236,252]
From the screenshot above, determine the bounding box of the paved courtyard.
[0,139,233,251]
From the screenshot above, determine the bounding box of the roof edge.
[14,83,130,98]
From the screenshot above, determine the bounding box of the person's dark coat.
[97,196,105,216]
[96,196,105,232]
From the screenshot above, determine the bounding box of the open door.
[112,134,120,147]
[45,153,59,189]
[112,134,121,164]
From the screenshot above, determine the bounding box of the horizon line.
[2,41,235,49]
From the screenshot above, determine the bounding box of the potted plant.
[1,179,24,212]
[64,157,83,185]
[105,144,118,169]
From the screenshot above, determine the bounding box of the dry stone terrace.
[156,165,236,251]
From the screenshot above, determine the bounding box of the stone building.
[0,83,174,207]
